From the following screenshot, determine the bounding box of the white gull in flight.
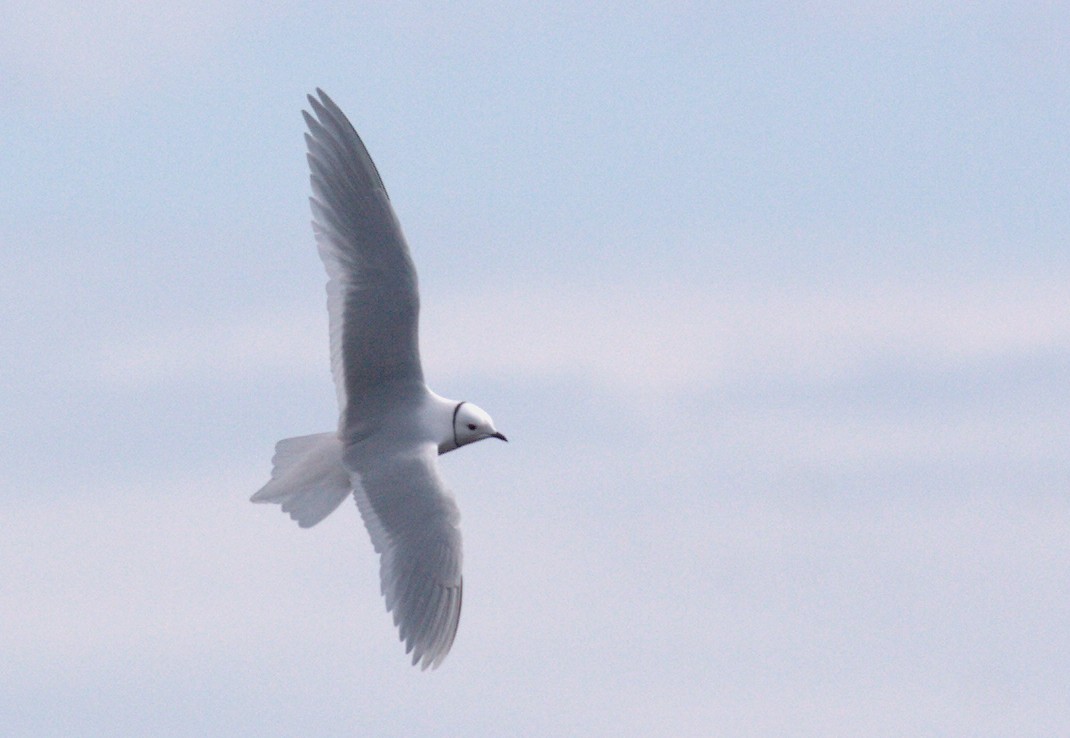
[252,89,507,669]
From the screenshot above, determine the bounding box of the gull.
[252,89,507,669]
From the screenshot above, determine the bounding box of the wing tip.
[301,88,390,197]
[399,578,462,671]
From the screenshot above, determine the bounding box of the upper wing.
[349,441,464,670]
[303,89,424,431]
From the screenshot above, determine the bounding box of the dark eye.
[467,423,477,431]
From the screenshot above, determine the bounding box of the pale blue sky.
[2,2,1069,736]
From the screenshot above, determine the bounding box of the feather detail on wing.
[349,443,463,670]
[303,89,424,430]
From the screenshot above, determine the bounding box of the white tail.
[251,432,351,528]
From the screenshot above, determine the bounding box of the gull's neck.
[425,389,463,454]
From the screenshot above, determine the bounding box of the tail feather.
[251,432,351,528]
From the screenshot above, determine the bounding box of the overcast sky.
[2,2,1069,736]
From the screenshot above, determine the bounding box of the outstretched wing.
[349,442,464,670]
[303,89,424,432]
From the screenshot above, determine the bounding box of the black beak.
[491,432,508,442]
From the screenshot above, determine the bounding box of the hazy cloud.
[87,271,1070,396]
[0,1,243,105]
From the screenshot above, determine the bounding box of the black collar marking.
[452,401,467,448]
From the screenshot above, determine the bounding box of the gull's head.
[451,401,507,449]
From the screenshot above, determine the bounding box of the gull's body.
[252,89,505,670]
